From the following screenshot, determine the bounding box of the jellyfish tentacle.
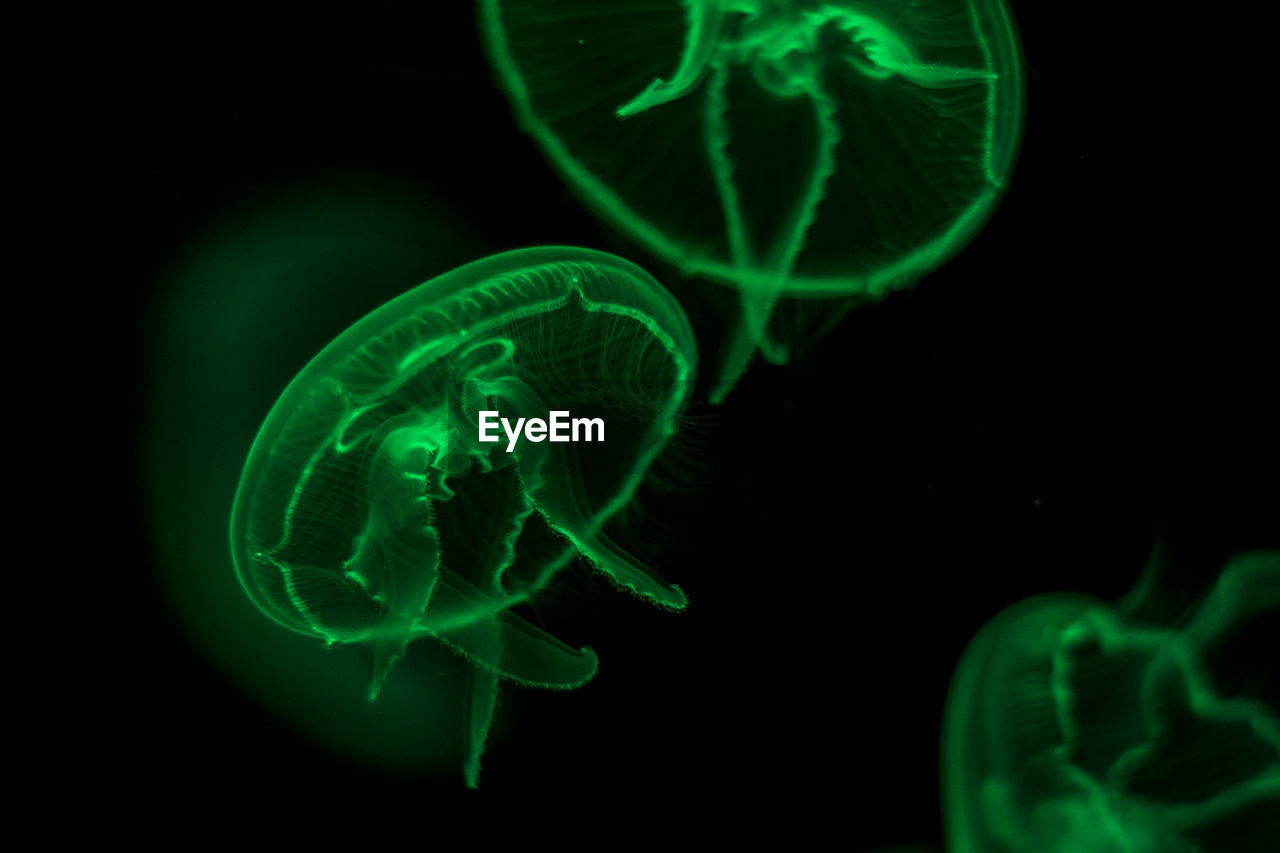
[705,57,764,404]
[525,437,688,609]
[476,371,688,609]
[347,419,445,699]
[767,68,841,274]
[617,0,728,117]
[817,6,995,88]
[704,58,753,274]
[424,566,599,687]
[758,70,841,360]
[424,371,602,685]
[701,4,848,393]
[891,62,997,89]
[461,666,500,789]
[712,53,840,396]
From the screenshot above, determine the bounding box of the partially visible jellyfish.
[230,247,696,786]
[942,551,1280,852]
[481,0,1024,399]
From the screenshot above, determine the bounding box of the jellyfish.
[481,0,1024,400]
[229,246,696,786]
[941,550,1280,852]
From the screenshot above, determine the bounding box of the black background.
[93,0,1275,843]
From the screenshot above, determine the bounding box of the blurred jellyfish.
[230,246,696,786]
[481,0,1024,400]
[942,551,1280,852]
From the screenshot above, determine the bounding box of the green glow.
[942,551,1280,852]
[230,246,696,787]
[481,0,1024,398]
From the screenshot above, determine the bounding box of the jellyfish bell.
[941,551,1280,852]
[481,0,1024,399]
[230,246,697,786]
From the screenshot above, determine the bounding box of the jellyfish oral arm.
[818,9,995,88]
[617,0,738,117]
[343,423,446,699]
[473,372,685,609]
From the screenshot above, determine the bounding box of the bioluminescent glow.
[943,550,1280,852]
[482,0,1024,399]
[230,246,696,786]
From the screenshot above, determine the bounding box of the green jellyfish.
[481,0,1024,399]
[942,551,1280,852]
[230,246,695,787]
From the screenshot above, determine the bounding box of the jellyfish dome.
[230,246,696,786]
[482,0,1024,396]
[941,551,1280,852]
[484,0,1023,296]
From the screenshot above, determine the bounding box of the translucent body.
[942,552,1280,852]
[230,247,696,786]
[482,0,1024,397]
